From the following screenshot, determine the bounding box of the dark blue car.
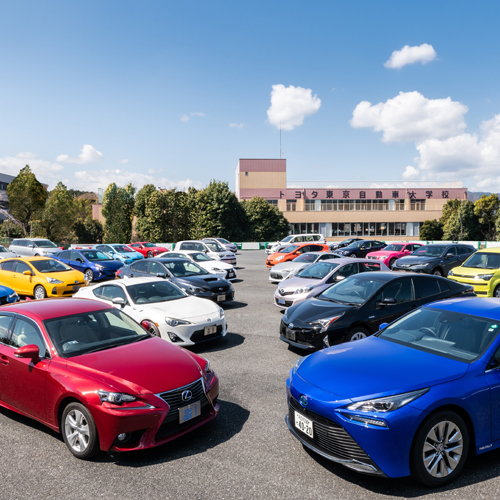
[287,297,500,487]
[53,249,123,282]
[0,285,20,305]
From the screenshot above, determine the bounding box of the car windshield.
[319,276,385,305]
[113,245,135,253]
[281,245,299,254]
[378,307,499,363]
[127,281,186,304]
[412,246,447,257]
[44,309,150,358]
[217,238,229,244]
[190,252,212,262]
[345,241,364,249]
[163,260,207,277]
[0,246,8,253]
[297,262,338,279]
[294,253,318,263]
[462,252,500,269]
[81,250,113,261]
[34,240,58,248]
[31,259,72,273]
[205,242,225,252]
[383,244,404,252]
[281,236,293,243]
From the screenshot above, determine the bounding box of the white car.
[266,234,326,255]
[175,240,236,265]
[0,245,20,260]
[73,277,227,346]
[161,250,237,281]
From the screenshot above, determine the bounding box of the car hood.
[297,336,469,400]
[367,250,398,257]
[279,275,328,291]
[0,285,14,295]
[41,269,85,283]
[451,266,497,277]
[132,296,218,319]
[66,337,204,395]
[287,298,355,323]
[272,261,308,272]
[92,260,123,270]
[200,260,233,270]
[396,256,439,265]
[172,275,229,288]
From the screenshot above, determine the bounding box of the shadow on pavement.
[189,332,245,354]
[222,301,247,310]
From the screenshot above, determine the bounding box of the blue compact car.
[287,297,500,487]
[0,285,20,305]
[53,249,123,282]
[94,244,144,265]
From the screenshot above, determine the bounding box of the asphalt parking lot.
[2,250,500,500]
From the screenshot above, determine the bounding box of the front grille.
[279,289,294,296]
[271,273,282,279]
[276,298,294,307]
[0,296,8,305]
[476,290,488,295]
[225,270,235,279]
[155,379,211,441]
[451,273,475,279]
[190,324,223,343]
[289,398,374,464]
[367,256,377,260]
[210,285,230,293]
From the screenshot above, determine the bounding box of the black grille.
[0,295,8,305]
[210,285,230,293]
[289,398,374,464]
[225,270,235,279]
[190,324,223,343]
[271,273,282,279]
[276,298,294,307]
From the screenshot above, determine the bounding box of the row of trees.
[3,166,291,244]
[420,194,500,241]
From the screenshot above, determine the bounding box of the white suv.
[175,240,237,265]
[266,234,326,255]
[9,238,61,257]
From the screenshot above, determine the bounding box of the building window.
[286,200,296,211]
[326,222,417,237]
[304,200,320,211]
[245,172,248,176]
[266,199,278,206]
[410,199,425,210]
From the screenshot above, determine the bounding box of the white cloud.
[0,152,64,187]
[73,169,203,192]
[119,159,129,164]
[403,166,419,179]
[180,112,206,122]
[267,84,321,131]
[180,115,190,122]
[56,144,103,164]
[350,91,468,143]
[384,43,437,69]
[229,123,245,128]
[191,112,205,117]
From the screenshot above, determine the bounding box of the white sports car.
[158,250,237,281]
[73,277,227,346]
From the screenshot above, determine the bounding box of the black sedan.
[118,258,234,302]
[280,271,475,350]
[329,237,363,251]
[333,239,386,258]
[392,243,475,276]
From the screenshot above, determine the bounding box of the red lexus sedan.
[0,299,219,459]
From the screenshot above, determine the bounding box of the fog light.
[167,332,182,342]
[117,433,127,441]
[52,287,57,294]
[347,414,388,427]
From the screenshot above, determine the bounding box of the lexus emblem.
[289,323,294,329]
[181,390,192,402]
[299,395,308,407]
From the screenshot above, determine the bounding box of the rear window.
[414,278,441,299]
[359,262,381,272]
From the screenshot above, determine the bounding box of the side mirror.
[377,298,396,307]
[360,246,366,250]
[28,244,35,248]
[23,270,33,276]
[379,322,389,331]
[14,344,39,360]
[336,275,346,281]
[446,253,454,259]
[156,273,167,279]
[76,258,84,263]
[112,297,126,306]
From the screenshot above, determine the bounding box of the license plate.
[295,411,313,438]
[204,325,217,335]
[278,298,285,305]
[217,294,225,302]
[179,401,201,423]
[72,285,80,292]
[228,271,234,277]
[286,329,296,341]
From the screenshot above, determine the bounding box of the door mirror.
[112,297,126,306]
[14,344,39,360]
[23,270,33,276]
[76,258,84,263]
[336,275,346,281]
[446,253,454,259]
[379,322,389,331]
[28,243,34,248]
[156,273,167,279]
[377,298,396,307]
[360,246,366,250]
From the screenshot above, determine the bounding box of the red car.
[128,242,169,258]
[366,241,423,268]
[0,299,219,458]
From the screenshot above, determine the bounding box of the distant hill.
[468,191,499,202]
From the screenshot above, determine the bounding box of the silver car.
[175,240,237,265]
[0,245,20,260]
[273,258,389,309]
[204,238,238,254]
[269,252,341,282]
[9,238,61,257]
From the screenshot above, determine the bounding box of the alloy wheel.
[495,286,500,298]
[432,269,442,276]
[422,420,463,478]
[350,331,367,341]
[34,285,46,300]
[64,409,90,453]
[147,251,153,258]
[85,269,94,282]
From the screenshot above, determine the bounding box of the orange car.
[266,243,330,268]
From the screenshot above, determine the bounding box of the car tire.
[494,285,500,298]
[410,410,468,487]
[432,268,443,276]
[349,253,357,258]
[84,268,94,282]
[147,251,153,258]
[62,402,100,460]
[346,326,369,341]
[34,285,47,300]
[142,320,161,337]
[389,258,396,269]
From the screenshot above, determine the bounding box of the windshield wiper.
[130,334,152,342]
[84,341,132,354]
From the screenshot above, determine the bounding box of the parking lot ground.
[2,250,500,499]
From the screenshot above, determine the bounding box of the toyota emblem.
[289,323,294,329]
[299,395,308,407]
[181,390,192,402]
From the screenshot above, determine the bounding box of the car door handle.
[1,354,9,365]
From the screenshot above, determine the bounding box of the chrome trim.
[111,404,156,410]
[285,415,386,476]
[154,376,206,403]
[279,335,316,350]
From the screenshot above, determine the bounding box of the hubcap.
[422,420,463,478]
[34,287,45,299]
[495,288,500,298]
[350,332,366,341]
[85,270,93,281]
[65,409,90,452]
[433,270,442,276]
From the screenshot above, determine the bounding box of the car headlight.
[448,270,454,276]
[98,390,136,405]
[219,307,225,319]
[294,285,315,294]
[292,355,309,375]
[477,274,494,281]
[46,277,64,284]
[311,314,343,333]
[346,388,429,413]
[276,256,285,261]
[188,286,206,294]
[280,268,292,273]
[413,262,430,268]
[8,291,18,300]
[212,267,223,272]
[165,317,192,327]
[379,256,386,260]
[95,264,104,270]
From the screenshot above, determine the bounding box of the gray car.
[0,245,20,260]
[273,257,390,309]
[204,238,238,254]
[9,238,61,257]
[269,252,341,282]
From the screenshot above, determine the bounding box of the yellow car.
[448,247,500,297]
[0,257,86,300]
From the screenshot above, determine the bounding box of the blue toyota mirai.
[286,297,500,487]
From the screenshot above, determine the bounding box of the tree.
[242,197,290,241]
[442,201,482,241]
[73,217,104,243]
[474,194,499,240]
[440,199,461,227]
[6,165,48,233]
[419,219,443,241]
[41,182,76,242]
[102,183,136,243]
[134,184,157,241]
[144,190,168,242]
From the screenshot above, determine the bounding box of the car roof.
[146,257,190,263]
[0,297,111,321]
[476,247,500,254]
[4,256,57,262]
[88,277,164,288]
[425,297,500,320]
[348,271,452,282]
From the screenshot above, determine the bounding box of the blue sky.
[1,1,499,192]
